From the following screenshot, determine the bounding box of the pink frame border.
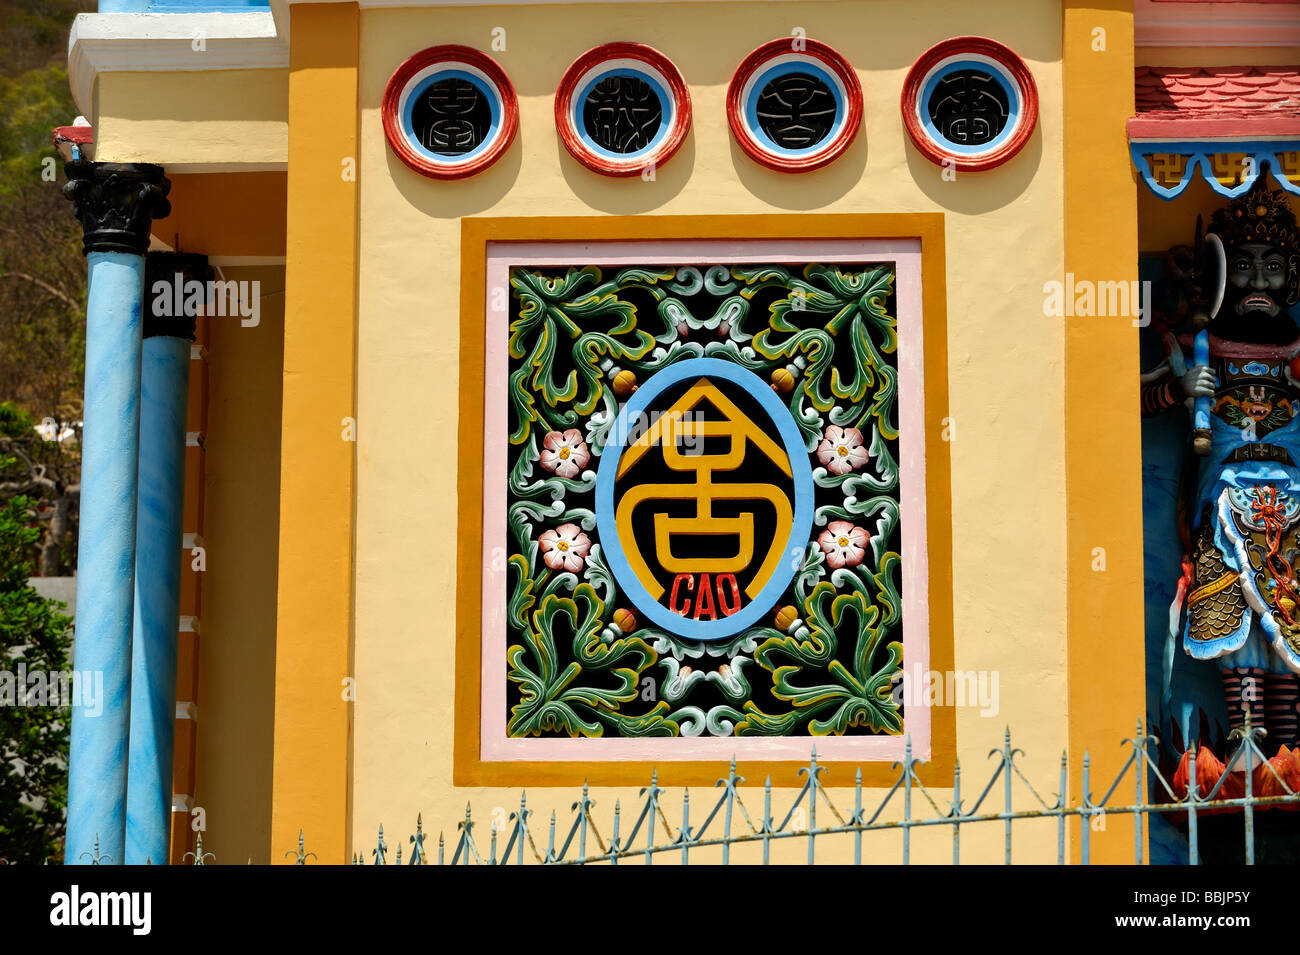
[480,239,930,762]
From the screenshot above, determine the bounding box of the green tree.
[0,2,92,573]
[0,0,89,865]
[0,402,79,575]
[0,493,72,863]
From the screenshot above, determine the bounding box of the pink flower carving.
[540,429,590,479]
[816,425,869,476]
[539,523,592,572]
[817,521,871,569]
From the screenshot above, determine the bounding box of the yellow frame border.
[455,213,954,788]
[270,1,360,863]
[1063,1,1145,863]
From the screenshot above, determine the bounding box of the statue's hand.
[1180,364,1216,398]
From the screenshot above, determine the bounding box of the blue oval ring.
[595,357,815,640]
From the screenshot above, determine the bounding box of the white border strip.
[479,238,931,764]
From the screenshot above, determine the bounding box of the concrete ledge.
[69,11,286,117]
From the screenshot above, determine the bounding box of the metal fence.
[77,718,1300,865]
[338,718,1299,865]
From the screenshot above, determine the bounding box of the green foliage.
[0,2,92,78]
[0,400,81,573]
[0,0,86,861]
[0,493,72,863]
[0,2,91,420]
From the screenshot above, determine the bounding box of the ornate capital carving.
[63,160,171,256]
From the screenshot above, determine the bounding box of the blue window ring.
[381,45,518,181]
[556,42,692,177]
[741,59,848,159]
[726,38,863,174]
[901,36,1038,173]
[916,57,1022,159]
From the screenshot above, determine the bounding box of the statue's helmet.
[1202,176,1300,345]
[1210,175,1300,307]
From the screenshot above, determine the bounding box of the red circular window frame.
[381,45,519,181]
[726,38,863,174]
[901,36,1038,173]
[555,42,692,178]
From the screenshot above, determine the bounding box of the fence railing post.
[952,757,961,866]
[722,758,738,867]
[610,799,621,867]
[762,775,772,866]
[1081,750,1091,866]
[1186,748,1199,866]
[1057,750,1067,866]
[1134,719,1146,865]
[1242,713,1256,866]
[855,766,864,867]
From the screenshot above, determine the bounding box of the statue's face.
[1211,241,1297,345]
[1227,242,1288,318]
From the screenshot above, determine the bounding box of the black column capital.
[63,160,171,257]
[144,252,208,341]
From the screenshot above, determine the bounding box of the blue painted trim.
[573,67,672,162]
[917,59,1021,158]
[402,69,503,165]
[102,0,269,10]
[1129,140,1300,201]
[595,358,814,641]
[742,59,844,158]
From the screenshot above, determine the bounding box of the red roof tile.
[1129,66,1300,140]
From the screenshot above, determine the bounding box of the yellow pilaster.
[270,1,359,863]
[1063,1,1146,863]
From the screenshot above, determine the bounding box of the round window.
[382,45,518,180]
[556,43,691,177]
[902,37,1037,172]
[727,38,862,173]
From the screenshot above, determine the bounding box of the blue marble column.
[125,253,200,864]
[62,162,170,864]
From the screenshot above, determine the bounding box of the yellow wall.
[193,264,285,865]
[348,0,1069,864]
[95,70,288,168]
[1139,175,1238,255]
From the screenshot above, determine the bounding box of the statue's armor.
[1209,357,1296,438]
[1185,347,1300,674]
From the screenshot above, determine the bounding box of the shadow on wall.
[905,127,1043,214]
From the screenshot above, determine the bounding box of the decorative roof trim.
[1134,0,1300,47]
[1131,65,1300,144]
[1130,117,1300,140]
[68,12,287,117]
[1129,140,1300,200]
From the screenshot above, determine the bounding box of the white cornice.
[1135,0,1300,48]
[69,12,287,117]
